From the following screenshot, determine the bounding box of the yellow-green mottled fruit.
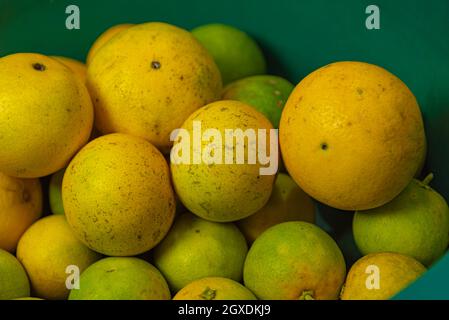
[87,22,222,152]
[0,248,30,300]
[192,23,266,85]
[171,100,276,222]
[0,53,93,178]
[353,176,449,266]
[69,257,170,300]
[222,75,294,127]
[16,215,101,300]
[154,213,248,292]
[173,277,256,300]
[243,221,346,300]
[62,133,175,256]
[341,252,426,300]
[49,168,65,215]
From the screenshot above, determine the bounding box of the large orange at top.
[279,61,426,211]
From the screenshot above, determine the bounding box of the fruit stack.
[0,22,448,301]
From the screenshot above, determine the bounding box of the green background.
[1,0,448,299]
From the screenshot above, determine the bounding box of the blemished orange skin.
[171,100,276,222]
[87,22,222,152]
[280,61,426,211]
[63,133,176,256]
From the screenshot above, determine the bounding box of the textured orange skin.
[87,22,222,152]
[280,61,426,210]
[171,100,276,222]
[63,133,176,256]
[0,53,93,178]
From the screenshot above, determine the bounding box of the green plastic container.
[1,0,448,299]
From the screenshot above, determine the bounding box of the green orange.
[154,213,248,292]
[69,257,171,300]
[222,75,294,127]
[354,175,449,266]
[243,221,346,300]
[192,23,266,84]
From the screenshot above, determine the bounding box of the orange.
[280,61,426,210]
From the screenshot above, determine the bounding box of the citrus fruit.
[243,221,346,300]
[192,23,266,84]
[0,248,30,300]
[51,56,87,83]
[279,61,426,210]
[154,213,248,292]
[222,75,294,127]
[49,168,65,215]
[173,277,256,300]
[237,173,315,243]
[353,174,449,266]
[171,100,276,222]
[0,173,42,252]
[86,23,134,65]
[0,53,93,178]
[68,257,170,300]
[63,133,175,256]
[341,252,426,300]
[16,215,101,300]
[87,22,222,152]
